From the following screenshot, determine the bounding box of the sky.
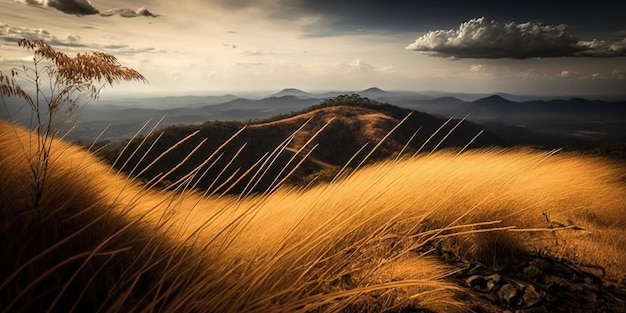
[0,0,625,98]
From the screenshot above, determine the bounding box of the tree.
[0,39,146,211]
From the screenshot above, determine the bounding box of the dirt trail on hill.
[284,147,336,169]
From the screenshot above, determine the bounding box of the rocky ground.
[444,250,626,313]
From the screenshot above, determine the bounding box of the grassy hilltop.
[1,114,625,312]
[102,95,505,194]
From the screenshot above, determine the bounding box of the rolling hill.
[2,117,625,312]
[2,89,624,149]
[105,96,506,194]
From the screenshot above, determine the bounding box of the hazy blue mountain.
[1,89,624,149]
[271,88,313,98]
[357,87,388,98]
[98,94,240,109]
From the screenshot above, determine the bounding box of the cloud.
[211,1,626,38]
[235,61,266,67]
[469,64,485,72]
[610,69,625,80]
[15,0,158,18]
[337,59,374,72]
[406,17,626,59]
[335,59,395,74]
[15,0,99,15]
[0,22,86,47]
[100,7,158,18]
[0,22,163,57]
[586,69,626,80]
[101,45,161,56]
[241,49,276,56]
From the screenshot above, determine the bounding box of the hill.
[271,88,313,98]
[3,89,623,148]
[105,95,506,194]
[399,95,626,149]
[357,87,388,98]
[1,120,625,312]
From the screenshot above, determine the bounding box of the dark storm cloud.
[212,0,626,36]
[406,17,626,59]
[16,0,99,15]
[15,0,158,18]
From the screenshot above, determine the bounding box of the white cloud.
[609,38,626,54]
[406,17,626,59]
[235,61,266,67]
[469,64,485,72]
[584,69,626,81]
[380,66,395,73]
[102,46,161,56]
[557,70,594,80]
[337,59,374,72]
[242,49,275,56]
[100,7,158,18]
[516,69,549,80]
[0,22,163,57]
[0,22,86,46]
[611,69,626,80]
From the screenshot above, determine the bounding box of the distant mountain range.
[1,88,624,149]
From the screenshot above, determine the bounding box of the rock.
[522,285,542,307]
[486,273,502,284]
[466,274,499,292]
[498,283,522,306]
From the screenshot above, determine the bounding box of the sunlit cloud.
[235,61,267,67]
[14,0,158,18]
[611,69,626,80]
[103,46,163,56]
[100,7,158,18]
[0,22,164,57]
[337,59,375,72]
[15,0,99,15]
[469,64,486,72]
[0,21,86,47]
[242,50,274,56]
[407,17,626,59]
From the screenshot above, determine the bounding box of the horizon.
[1,0,625,99]
[96,86,625,102]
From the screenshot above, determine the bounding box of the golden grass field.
[1,120,625,312]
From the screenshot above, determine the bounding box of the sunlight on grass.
[0,120,624,312]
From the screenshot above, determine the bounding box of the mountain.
[465,95,522,117]
[106,99,505,194]
[3,90,624,150]
[428,97,465,106]
[99,94,241,109]
[398,97,465,113]
[357,87,388,98]
[470,95,518,107]
[395,95,626,149]
[271,88,313,98]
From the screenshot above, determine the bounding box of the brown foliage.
[0,39,146,212]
